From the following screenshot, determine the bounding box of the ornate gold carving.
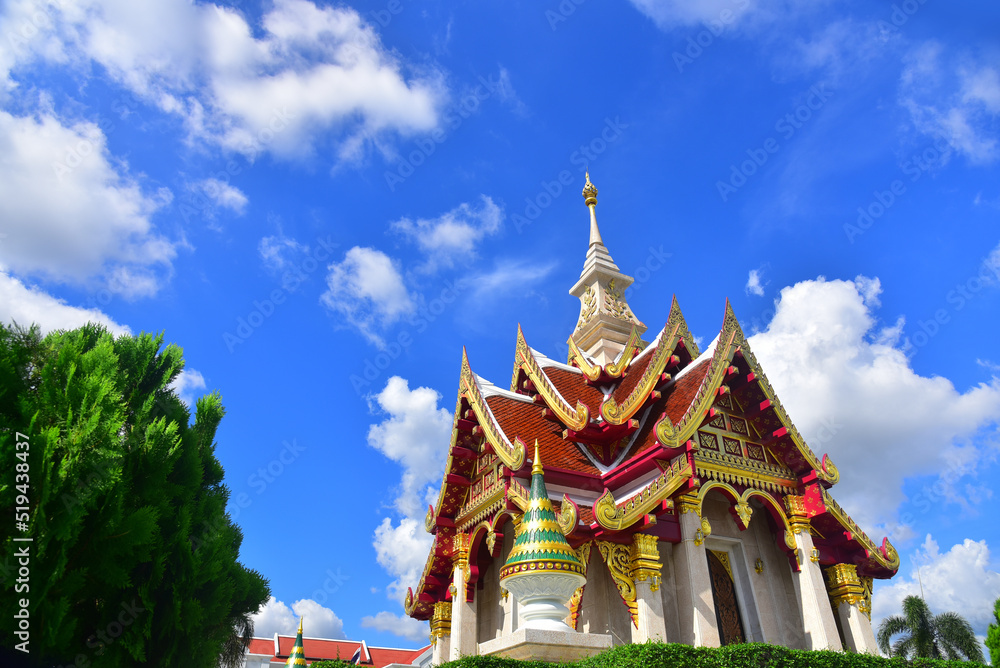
[506,479,530,512]
[694,515,712,546]
[597,541,638,627]
[825,563,869,614]
[516,326,590,432]
[425,505,435,534]
[821,489,900,571]
[452,533,469,565]
[604,325,643,378]
[677,492,701,515]
[557,494,578,535]
[709,550,734,581]
[630,533,662,592]
[593,456,691,531]
[567,542,592,630]
[430,602,452,639]
[695,449,798,496]
[667,295,700,358]
[486,530,497,554]
[810,548,821,563]
[735,501,753,528]
[567,336,601,380]
[602,322,680,425]
[784,495,811,534]
[754,558,764,574]
[460,349,527,471]
[860,576,873,619]
[575,285,598,331]
[603,279,640,325]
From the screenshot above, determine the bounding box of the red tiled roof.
[486,395,600,475]
[545,367,604,415]
[609,349,654,405]
[256,635,430,666]
[626,359,712,460]
[663,360,711,426]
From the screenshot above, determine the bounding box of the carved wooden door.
[707,550,745,645]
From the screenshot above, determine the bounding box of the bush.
[438,641,990,668]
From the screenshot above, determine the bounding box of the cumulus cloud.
[0,109,173,295]
[748,276,1000,530]
[0,0,445,162]
[745,268,766,296]
[373,516,435,604]
[192,178,248,215]
[169,368,206,407]
[392,195,504,272]
[0,271,130,335]
[252,596,346,639]
[367,377,452,518]
[872,535,1000,639]
[900,43,1000,164]
[360,611,429,643]
[320,247,415,347]
[368,376,451,606]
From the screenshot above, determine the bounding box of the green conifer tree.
[986,597,1000,667]
[0,324,269,666]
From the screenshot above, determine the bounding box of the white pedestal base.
[479,627,612,662]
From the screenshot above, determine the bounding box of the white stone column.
[449,536,478,660]
[631,533,668,643]
[673,495,720,647]
[825,565,878,653]
[431,602,452,665]
[786,509,842,651]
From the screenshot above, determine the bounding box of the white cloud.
[627,0,756,29]
[873,535,1000,639]
[259,233,307,274]
[748,276,1000,530]
[745,268,766,296]
[467,258,558,303]
[321,247,415,347]
[170,368,206,407]
[1,0,445,163]
[192,178,248,215]
[252,596,346,640]
[373,516,434,603]
[360,611,429,642]
[367,377,452,518]
[0,271,130,335]
[392,196,504,272]
[0,109,173,295]
[368,376,452,603]
[900,43,1000,164]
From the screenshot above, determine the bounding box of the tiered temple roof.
[405,175,898,623]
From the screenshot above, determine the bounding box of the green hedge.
[439,642,989,668]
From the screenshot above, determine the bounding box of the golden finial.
[297,617,303,634]
[532,439,543,475]
[582,171,598,206]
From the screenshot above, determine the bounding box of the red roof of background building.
[245,635,430,667]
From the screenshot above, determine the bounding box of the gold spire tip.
[297,617,303,634]
[582,172,598,206]
[532,439,543,475]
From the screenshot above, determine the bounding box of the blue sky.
[2,0,1000,653]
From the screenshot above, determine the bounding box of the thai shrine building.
[404,175,899,662]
